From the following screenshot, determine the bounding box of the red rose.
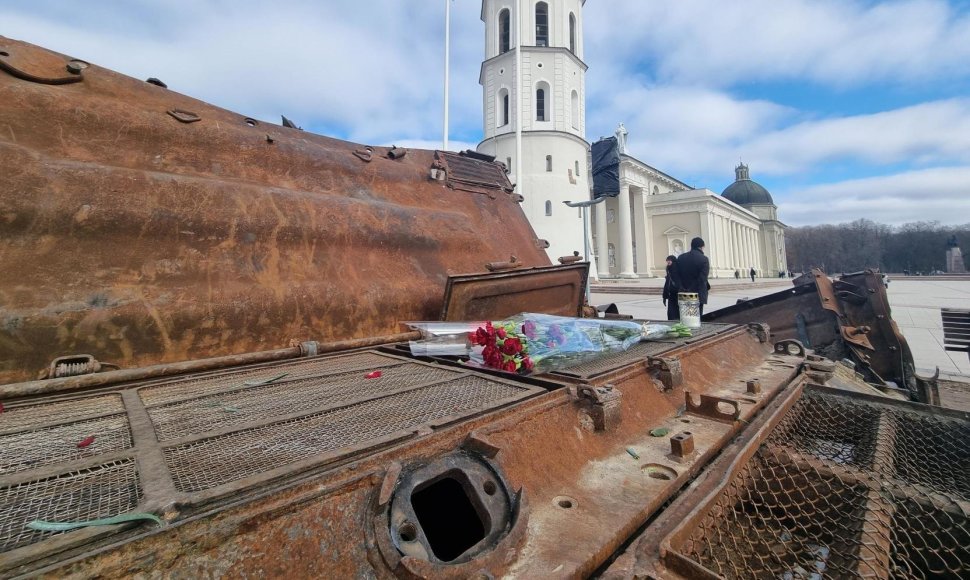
[496,327,507,339]
[521,356,534,372]
[482,345,502,367]
[501,337,522,355]
[503,359,517,373]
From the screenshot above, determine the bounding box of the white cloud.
[779,166,970,225]
[0,1,486,144]
[584,0,970,87]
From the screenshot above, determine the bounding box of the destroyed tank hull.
[1,38,968,579]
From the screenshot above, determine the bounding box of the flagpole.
[443,0,450,151]
[515,0,522,200]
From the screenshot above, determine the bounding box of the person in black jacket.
[749,267,756,282]
[675,237,711,316]
[662,255,680,320]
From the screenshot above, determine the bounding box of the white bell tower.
[477,0,592,262]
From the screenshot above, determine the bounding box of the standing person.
[662,255,680,321]
[675,237,711,316]
[734,269,740,280]
[749,267,756,282]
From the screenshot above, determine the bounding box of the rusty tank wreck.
[1,37,968,579]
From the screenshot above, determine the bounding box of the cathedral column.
[747,228,756,272]
[744,226,752,270]
[616,181,637,278]
[731,222,741,269]
[594,202,610,278]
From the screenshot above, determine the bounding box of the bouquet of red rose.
[407,313,685,375]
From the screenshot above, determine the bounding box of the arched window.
[653,185,660,195]
[545,200,553,216]
[498,9,510,54]
[569,13,577,54]
[570,90,579,129]
[498,88,509,127]
[535,82,549,122]
[535,2,549,47]
[575,160,580,176]
[545,155,552,171]
[506,157,512,173]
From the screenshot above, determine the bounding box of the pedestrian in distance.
[734,269,740,280]
[662,255,680,321]
[675,237,711,317]
[749,267,756,282]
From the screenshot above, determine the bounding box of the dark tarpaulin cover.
[592,137,620,199]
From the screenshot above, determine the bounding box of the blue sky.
[3,0,969,226]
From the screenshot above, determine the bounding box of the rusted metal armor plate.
[0,36,550,384]
[0,350,543,560]
[440,263,588,321]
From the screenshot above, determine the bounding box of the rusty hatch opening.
[411,470,489,562]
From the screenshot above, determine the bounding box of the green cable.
[27,512,163,532]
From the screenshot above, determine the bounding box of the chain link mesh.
[148,363,462,441]
[0,395,125,433]
[0,414,133,475]
[138,352,401,407]
[164,375,530,492]
[0,459,141,552]
[677,389,970,578]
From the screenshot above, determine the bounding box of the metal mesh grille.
[0,459,142,552]
[0,395,125,433]
[677,390,970,578]
[148,363,463,441]
[164,375,530,493]
[0,414,133,474]
[138,352,401,407]
[554,323,734,378]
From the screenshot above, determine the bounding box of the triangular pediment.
[662,226,690,236]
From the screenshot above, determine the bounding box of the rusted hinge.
[648,356,683,391]
[485,255,522,272]
[570,383,622,432]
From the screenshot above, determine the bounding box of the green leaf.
[650,427,671,437]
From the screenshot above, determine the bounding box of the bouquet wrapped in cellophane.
[406,313,691,375]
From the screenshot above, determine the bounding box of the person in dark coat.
[662,255,680,320]
[749,267,756,282]
[675,237,711,316]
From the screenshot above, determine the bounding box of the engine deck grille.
[673,388,970,578]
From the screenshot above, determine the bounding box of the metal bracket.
[746,322,770,343]
[354,147,374,162]
[684,391,740,423]
[166,109,201,123]
[668,431,696,463]
[462,431,501,459]
[573,383,622,432]
[43,354,102,379]
[804,354,836,383]
[485,255,521,272]
[299,341,319,357]
[386,146,408,160]
[840,325,874,350]
[774,339,806,357]
[647,357,683,391]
